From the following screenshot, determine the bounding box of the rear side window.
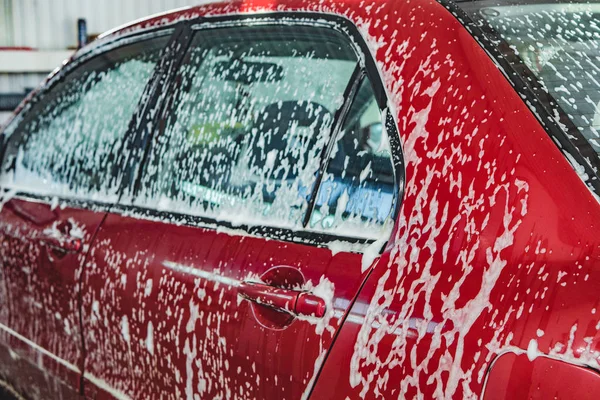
[0,34,169,201]
[136,26,358,228]
[480,4,600,155]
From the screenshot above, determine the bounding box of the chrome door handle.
[238,281,326,318]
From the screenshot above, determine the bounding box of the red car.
[1,0,600,398]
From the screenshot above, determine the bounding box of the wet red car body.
[1,0,600,399]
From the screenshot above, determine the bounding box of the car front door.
[0,32,172,399]
[80,16,403,400]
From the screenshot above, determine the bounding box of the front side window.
[0,34,169,201]
[136,25,359,228]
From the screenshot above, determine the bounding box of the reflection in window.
[137,26,358,228]
[310,79,396,238]
[1,35,168,200]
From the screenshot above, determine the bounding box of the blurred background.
[0,0,210,126]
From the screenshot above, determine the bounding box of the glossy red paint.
[311,0,600,398]
[238,282,327,319]
[0,0,599,399]
[482,353,600,399]
[0,198,105,398]
[80,213,365,399]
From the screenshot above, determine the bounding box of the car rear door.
[0,30,173,399]
[80,15,403,400]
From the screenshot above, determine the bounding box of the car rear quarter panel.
[307,0,600,398]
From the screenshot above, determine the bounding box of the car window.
[135,26,358,228]
[309,78,396,238]
[0,34,170,201]
[460,2,600,157]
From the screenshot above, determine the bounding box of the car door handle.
[0,224,83,253]
[38,232,83,253]
[238,281,326,318]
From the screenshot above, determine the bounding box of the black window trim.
[438,0,600,197]
[125,12,405,249]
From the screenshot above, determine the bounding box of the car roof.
[90,0,388,48]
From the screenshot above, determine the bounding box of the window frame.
[0,25,180,206]
[442,0,600,196]
[122,13,405,248]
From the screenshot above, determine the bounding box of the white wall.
[0,111,12,128]
[1,0,211,50]
[0,72,45,126]
[0,72,46,92]
[0,0,216,126]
